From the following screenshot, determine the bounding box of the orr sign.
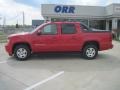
[54,5,75,13]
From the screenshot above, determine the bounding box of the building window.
[89,20,106,30]
[61,24,76,34]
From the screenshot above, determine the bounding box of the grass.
[0,31,4,35]
[115,39,120,42]
[0,31,7,43]
[113,38,120,42]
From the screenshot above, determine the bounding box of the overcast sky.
[0,0,120,25]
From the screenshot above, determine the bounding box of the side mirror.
[37,30,41,35]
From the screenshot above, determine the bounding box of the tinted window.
[41,24,57,35]
[61,24,76,34]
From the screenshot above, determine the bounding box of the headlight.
[7,38,10,43]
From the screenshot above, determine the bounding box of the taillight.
[109,33,112,42]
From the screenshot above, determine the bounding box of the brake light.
[109,33,112,42]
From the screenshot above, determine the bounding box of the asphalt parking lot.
[0,41,120,90]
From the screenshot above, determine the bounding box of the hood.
[8,32,30,38]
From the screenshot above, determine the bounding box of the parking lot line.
[0,61,7,64]
[24,71,64,90]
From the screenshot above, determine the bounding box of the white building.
[41,3,120,30]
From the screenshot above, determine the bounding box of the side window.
[80,24,89,31]
[61,24,76,34]
[41,24,57,35]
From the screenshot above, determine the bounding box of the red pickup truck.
[5,22,113,60]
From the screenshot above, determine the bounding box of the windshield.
[30,23,47,33]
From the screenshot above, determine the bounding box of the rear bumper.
[108,43,113,49]
[111,44,113,49]
[100,43,113,51]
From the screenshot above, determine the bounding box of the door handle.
[71,36,77,40]
[51,37,57,40]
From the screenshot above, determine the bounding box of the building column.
[88,19,90,28]
[106,20,109,30]
[112,18,118,30]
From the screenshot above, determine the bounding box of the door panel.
[60,34,81,51]
[33,35,60,52]
[59,23,81,51]
[32,24,61,52]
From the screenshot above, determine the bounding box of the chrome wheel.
[86,48,96,58]
[16,48,27,59]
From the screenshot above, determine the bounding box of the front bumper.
[5,43,13,56]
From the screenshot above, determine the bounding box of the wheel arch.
[82,41,100,51]
[12,42,32,54]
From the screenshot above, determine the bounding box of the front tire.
[82,44,98,60]
[14,45,31,60]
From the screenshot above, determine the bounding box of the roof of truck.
[45,21,80,24]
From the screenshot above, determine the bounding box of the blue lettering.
[54,6,61,13]
[69,7,75,13]
[54,6,75,13]
[62,6,68,13]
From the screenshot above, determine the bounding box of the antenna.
[3,16,6,27]
[23,11,25,26]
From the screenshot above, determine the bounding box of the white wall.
[42,4,120,19]
[41,4,106,18]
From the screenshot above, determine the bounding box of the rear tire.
[82,44,98,60]
[14,45,31,60]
